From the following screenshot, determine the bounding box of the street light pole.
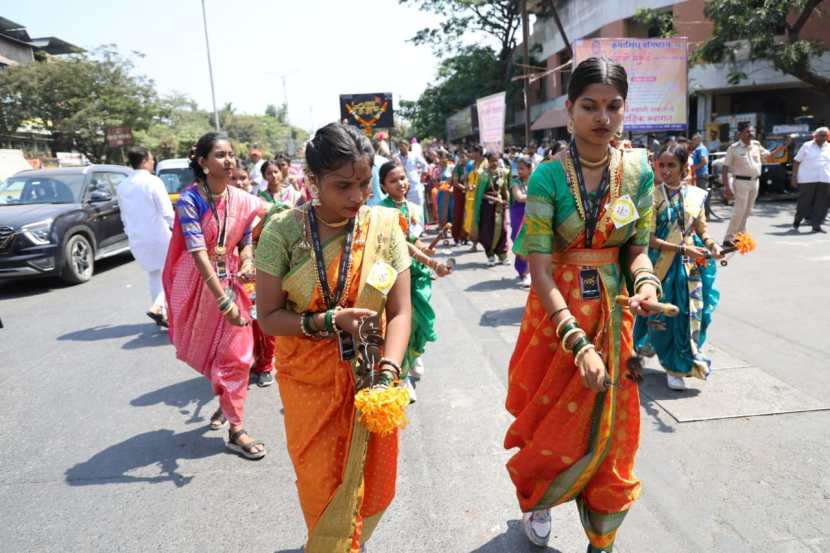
[201,0,220,131]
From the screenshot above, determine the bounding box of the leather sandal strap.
[244,441,265,453]
[229,428,248,442]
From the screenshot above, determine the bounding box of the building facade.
[516,0,830,149]
[0,16,81,154]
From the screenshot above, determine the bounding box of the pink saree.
[163,185,261,425]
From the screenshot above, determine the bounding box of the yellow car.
[156,158,194,204]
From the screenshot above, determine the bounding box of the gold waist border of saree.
[552,247,620,267]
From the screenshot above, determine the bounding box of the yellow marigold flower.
[354,386,410,435]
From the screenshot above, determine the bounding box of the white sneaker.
[666,373,687,390]
[404,377,417,404]
[487,256,497,266]
[520,274,532,288]
[522,510,551,547]
[410,357,424,380]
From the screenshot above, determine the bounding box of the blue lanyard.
[569,140,609,248]
[307,206,355,310]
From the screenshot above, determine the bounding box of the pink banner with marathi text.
[574,37,688,132]
[476,91,506,154]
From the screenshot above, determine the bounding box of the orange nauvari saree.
[506,148,654,551]
[255,204,410,552]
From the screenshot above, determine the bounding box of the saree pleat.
[505,149,654,551]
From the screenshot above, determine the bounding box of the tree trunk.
[775,58,830,100]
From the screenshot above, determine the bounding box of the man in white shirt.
[396,140,428,209]
[249,149,266,194]
[792,127,830,232]
[116,146,175,326]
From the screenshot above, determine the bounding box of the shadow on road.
[0,276,70,300]
[747,201,796,219]
[0,255,134,300]
[65,426,223,488]
[639,394,677,434]
[469,519,563,553]
[637,367,699,433]
[480,306,525,328]
[273,548,303,553]
[131,376,216,425]
[57,322,169,350]
[466,278,522,293]
[453,260,492,271]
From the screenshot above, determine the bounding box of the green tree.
[633,7,676,38]
[400,0,522,84]
[264,103,288,123]
[133,92,213,159]
[696,0,829,93]
[0,45,160,162]
[399,45,502,138]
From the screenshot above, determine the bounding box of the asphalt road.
[0,199,828,553]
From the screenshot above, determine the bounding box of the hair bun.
[187,144,198,161]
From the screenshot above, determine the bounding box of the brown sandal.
[208,407,227,430]
[226,428,266,460]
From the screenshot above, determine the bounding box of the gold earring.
[615,126,624,139]
[310,185,321,207]
[567,120,574,135]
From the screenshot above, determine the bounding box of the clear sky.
[3,0,445,132]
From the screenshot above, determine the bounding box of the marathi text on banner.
[574,37,688,132]
[476,91,506,154]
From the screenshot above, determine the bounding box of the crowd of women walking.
[131,56,735,552]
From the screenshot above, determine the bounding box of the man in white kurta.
[249,149,266,194]
[117,147,174,325]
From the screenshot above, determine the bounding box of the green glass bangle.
[300,313,314,337]
[557,320,579,340]
[324,309,335,333]
[571,338,593,357]
[568,336,592,355]
[303,313,318,335]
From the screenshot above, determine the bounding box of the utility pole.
[521,0,532,146]
[281,75,288,111]
[201,0,220,131]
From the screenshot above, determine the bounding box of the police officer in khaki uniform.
[721,122,789,245]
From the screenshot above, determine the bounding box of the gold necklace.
[579,152,609,169]
[317,213,351,228]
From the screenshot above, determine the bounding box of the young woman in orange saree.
[505,58,661,553]
[255,123,411,553]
